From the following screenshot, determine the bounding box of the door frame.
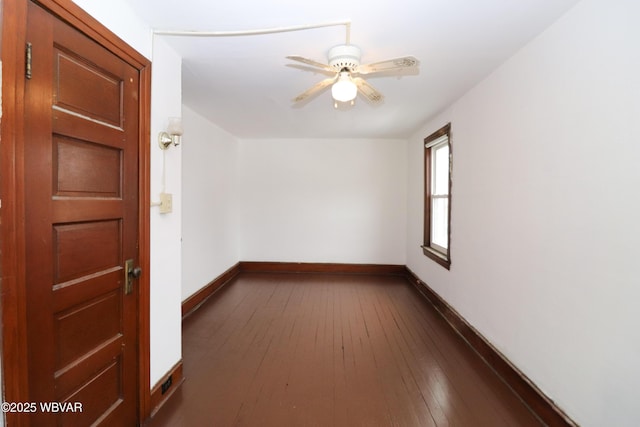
[0,0,152,424]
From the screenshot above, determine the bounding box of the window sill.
[421,246,451,270]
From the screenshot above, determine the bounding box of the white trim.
[425,134,448,149]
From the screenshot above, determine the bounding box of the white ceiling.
[124,0,580,139]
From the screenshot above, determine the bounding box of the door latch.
[124,259,142,295]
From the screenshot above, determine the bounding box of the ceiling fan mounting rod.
[154,20,351,44]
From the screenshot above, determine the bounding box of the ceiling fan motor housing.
[328,44,361,72]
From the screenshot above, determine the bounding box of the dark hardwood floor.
[147,273,542,426]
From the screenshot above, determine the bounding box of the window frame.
[422,123,452,269]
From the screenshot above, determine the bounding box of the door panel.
[54,136,122,197]
[24,1,139,425]
[54,51,124,127]
[53,220,122,282]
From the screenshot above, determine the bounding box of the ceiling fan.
[287,44,419,108]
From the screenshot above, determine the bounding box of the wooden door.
[23,2,140,425]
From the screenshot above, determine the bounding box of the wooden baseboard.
[181,262,240,318]
[149,360,184,418]
[239,261,406,276]
[403,267,576,427]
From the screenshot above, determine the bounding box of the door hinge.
[25,42,32,79]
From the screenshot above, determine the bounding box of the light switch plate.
[159,192,173,214]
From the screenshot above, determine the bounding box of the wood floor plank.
[147,273,542,427]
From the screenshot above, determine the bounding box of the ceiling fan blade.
[286,56,334,73]
[286,63,336,77]
[353,78,384,104]
[357,56,419,75]
[292,75,337,103]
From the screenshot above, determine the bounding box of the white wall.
[182,106,240,300]
[239,138,407,265]
[149,37,183,386]
[406,0,640,425]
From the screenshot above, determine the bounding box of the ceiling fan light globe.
[331,79,357,102]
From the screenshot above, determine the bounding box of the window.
[422,123,451,269]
